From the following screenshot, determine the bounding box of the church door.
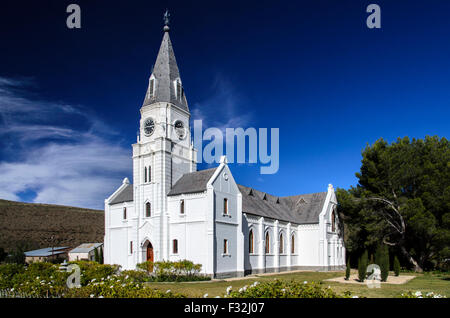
[146,242,153,262]
[146,242,154,272]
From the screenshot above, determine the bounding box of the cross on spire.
[163,9,170,31]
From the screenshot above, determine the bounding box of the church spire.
[142,10,188,112]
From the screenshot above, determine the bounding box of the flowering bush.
[64,273,185,298]
[399,291,446,298]
[136,259,210,282]
[0,262,69,297]
[224,280,347,298]
[0,262,186,298]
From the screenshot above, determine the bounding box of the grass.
[144,270,450,298]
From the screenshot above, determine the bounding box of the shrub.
[136,259,210,282]
[345,258,351,280]
[226,280,345,298]
[399,291,446,298]
[68,261,119,286]
[393,256,400,276]
[380,245,389,282]
[358,250,368,282]
[94,248,99,263]
[137,261,154,273]
[64,274,186,298]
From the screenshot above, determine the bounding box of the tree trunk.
[400,245,423,272]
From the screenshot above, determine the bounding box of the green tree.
[345,258,351,280]
[358,250,368,282]
[99,247,104,264]
[380,245,389,282]
[393,256,401,276]
[94,247,99,263]
[337,136,450,272]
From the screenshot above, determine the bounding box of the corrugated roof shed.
[69,243,103,254]
[25,247,69,257]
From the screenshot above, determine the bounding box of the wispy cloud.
[191,75,252,132]
[0,77,131,209]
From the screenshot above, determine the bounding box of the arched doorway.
[142,240,154,272]
[146,242,154,262]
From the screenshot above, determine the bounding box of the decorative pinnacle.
[163,9,170,32]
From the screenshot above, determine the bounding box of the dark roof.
[142,29,188,111]
[25,247,69,257]
[238,184,327,224]
[167,167,327,224]
[109,183,133,204]
[167,168,217,196]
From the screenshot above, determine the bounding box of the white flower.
[98,295,104,298]
[91,278,96,282]
[125,275,129,279]
[281,288,286,293]
[303,281,307,284]
[415,291,422,297]
[226,286,232,295]
[215,296,221,298]
[242,285,248,292]
[352,296,359,298]
[203,293,208,298]
[238,288,243,293]
[90,294,95,298]
[251,281,259,287]
[10,288,14,292]
[166,289,171,293]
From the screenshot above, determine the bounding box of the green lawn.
[144,270,450,298]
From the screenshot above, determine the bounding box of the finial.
[163,9,170,32]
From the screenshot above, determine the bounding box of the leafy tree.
[393,256,401,276]
[94,247,99,263]
[358,250,368,282]
[380,245,389,282]
[337,136,450,272]
[345,258,351,280]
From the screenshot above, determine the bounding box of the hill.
[0,199,104,252]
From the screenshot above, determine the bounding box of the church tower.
[131,14,197,264]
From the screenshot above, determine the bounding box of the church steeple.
[142,11,188,112]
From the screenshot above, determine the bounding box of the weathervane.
[163,9,170,31]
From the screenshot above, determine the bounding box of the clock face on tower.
[143,118,155,136]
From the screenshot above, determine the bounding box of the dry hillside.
[0,199,104,252]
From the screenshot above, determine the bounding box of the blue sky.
[0,0,449,209]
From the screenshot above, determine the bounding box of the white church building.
[104,20,345,278]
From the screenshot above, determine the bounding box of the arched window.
[291,235,295,254]
[279,233,284,254]
[123,207,127,220]
[148,166,152,182]
[145,202,151,217]
[180,199,185,214]
[173,239,178,254]
[149,78,155,98]
[223,239,228,254]
[249,230,254,254]
[331,210,336,232]
[144,167,147,183]
[265,232,270,254]
[177,81,182,101]
[223,198,228,215]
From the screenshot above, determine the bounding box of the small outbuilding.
[24,247,70,263]
[68,243,103,262]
